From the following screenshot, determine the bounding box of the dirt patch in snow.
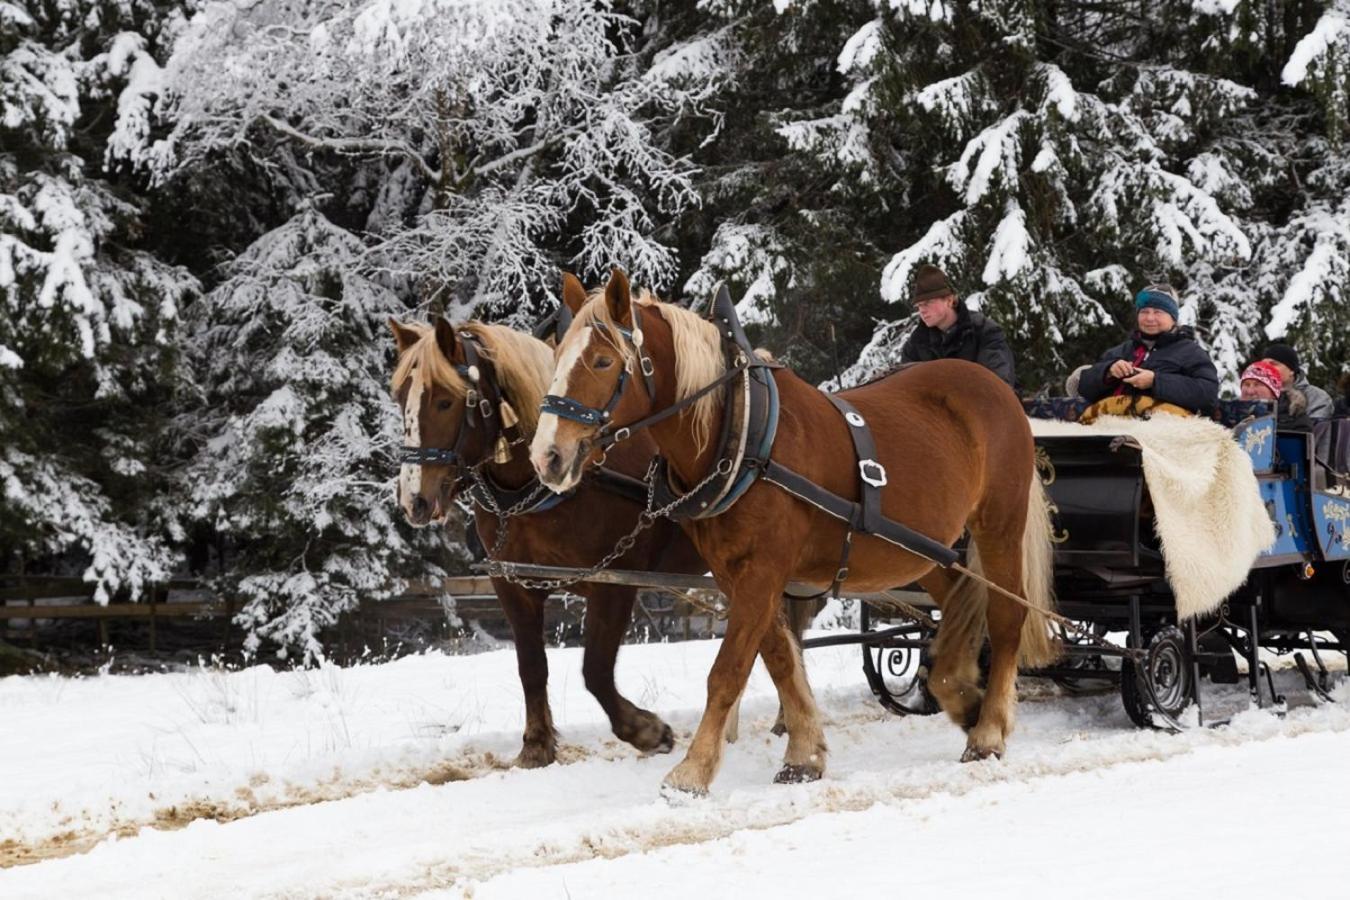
[0,755,493,869]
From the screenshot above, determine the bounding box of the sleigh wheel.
[860,603,940,716]
[1121,625,1194,730]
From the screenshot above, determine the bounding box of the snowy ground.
[2,632,1348,899]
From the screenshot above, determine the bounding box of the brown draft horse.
[388,292,708,766]
[533,271,1058,796]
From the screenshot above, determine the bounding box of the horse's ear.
[605,268,633,327]
[561,271,588,314]
[388,318,421,354]
[433,316,463,363]
[703,283,727,320]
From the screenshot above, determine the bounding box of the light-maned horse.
[532,271,1058,796]
[389,302,708,766]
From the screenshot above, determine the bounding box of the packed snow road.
[2,636,1347,898]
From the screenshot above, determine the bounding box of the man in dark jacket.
[1258,343,1335,420]
[1079,284,1219,415]
[900,264,1015,387]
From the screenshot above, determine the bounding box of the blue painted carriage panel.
[1311,492,1350,561]
[1233,413,1276,474]
[1258,477,1310,561]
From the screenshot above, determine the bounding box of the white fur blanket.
[1030,414,1276,620]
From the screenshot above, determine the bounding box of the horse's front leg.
[581,584,674,755]
[662,565,789,797]
[493,580,556,768]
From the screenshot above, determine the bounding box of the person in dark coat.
[1240,360,1311,432]
[1258,343,1335,420]
[1078,283,1219,415]
[899,264,1015,387]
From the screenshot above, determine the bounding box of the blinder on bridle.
[538,300,658,439]
[398,327,504,472]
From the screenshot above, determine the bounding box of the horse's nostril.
[412,495,430,517]
[545,448,561,473]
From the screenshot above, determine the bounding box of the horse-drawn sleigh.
[390,270,1350,796]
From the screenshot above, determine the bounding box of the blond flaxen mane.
[571,289,727,453]
[391,321,555,436]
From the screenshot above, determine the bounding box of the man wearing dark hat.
[1078,283,1218,415]
[900,264,1015,386]
[1259,342,1334,420]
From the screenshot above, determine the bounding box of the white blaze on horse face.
[399,377,425,515]
[531,326,595,490]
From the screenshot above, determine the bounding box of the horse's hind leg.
[961,537,1026,761]
[923,567,985,731]
[582,585,674,755]
[494,581,556,767]
[770,595,825,736]
[757,611,827,783]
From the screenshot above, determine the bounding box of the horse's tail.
[1017,475,1060,668]
[930,472,1061,671]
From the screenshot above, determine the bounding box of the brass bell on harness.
[493,400,520,464]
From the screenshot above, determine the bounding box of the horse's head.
[390,316,556,526]
[387,318,486,526]
[533,269,725,493]
[532,269,657,492]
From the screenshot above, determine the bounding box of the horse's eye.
[594,356,614,370]
[437,399,454,411]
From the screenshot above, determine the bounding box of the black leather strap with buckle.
[826,394,887,536]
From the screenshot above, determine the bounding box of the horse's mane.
[574,289,726,453]
[391,321,554,436]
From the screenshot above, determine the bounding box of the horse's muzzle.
[533,439,589,493]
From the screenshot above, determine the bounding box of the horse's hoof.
[773,763,823,784]
[959,744,1003,763]
[625,715,675,755]
[647,722,675,755]
[659,780,709,804]
[661,759,713,799]
[513,742,556,769]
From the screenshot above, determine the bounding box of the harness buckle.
[858,459,888,488]
[845,411,865,428]
[613,426,631,443]
[640,355,655,378]
[479,398,493,418]
[835,566,849,584]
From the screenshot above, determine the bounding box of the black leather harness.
[537,283,959,590]
[647,287,782,520]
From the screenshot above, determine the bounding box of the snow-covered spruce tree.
[674,0,896,385]
[1260,2,1350,382]
[143,0,721,323]
[768,0,1349,393]
[1,0,197,598]
[179,207,445,661]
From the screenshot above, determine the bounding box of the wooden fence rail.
[0,574,718,656]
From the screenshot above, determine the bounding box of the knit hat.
[912,264,955,305]
[1134,284,1179,321]
[1240,360,1283,398]
[1260,342,1301,374]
